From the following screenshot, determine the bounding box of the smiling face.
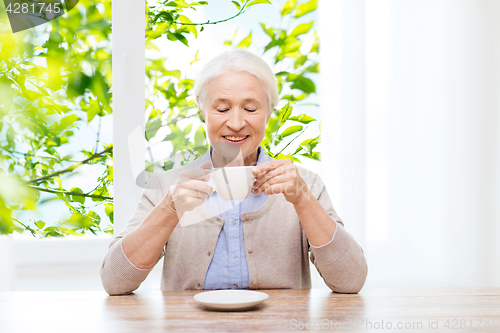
[199,71,271,167]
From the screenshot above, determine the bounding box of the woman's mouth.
[223,135,249,144]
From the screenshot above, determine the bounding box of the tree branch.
[27,185,113,201]
[274,127,309,158]
[28,146,113,184]
[164,1,252,27]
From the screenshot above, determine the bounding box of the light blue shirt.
[203,147,270,290]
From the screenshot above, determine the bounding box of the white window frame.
[12,0,145,283]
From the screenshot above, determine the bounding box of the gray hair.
[194,49,279,114]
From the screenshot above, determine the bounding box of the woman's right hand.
[162,160,213,220]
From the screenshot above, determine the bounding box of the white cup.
[209,166,255,200]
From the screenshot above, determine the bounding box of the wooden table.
[0,288,499,332]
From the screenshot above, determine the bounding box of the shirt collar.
[199,145,270,168]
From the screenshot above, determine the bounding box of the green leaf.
[145,118,162,140]
[164,1,190,8]
[86,102,102,122]
[310,31,319,53]
[154,11,174,23]
[104,203,114,223]
[194,125,206,147]
[178,15,197,38]
[91,187,110,202]
[164,70,181,79]
[281,0,297,16]
[0,197,14,234]
[190,49,201,65]
[146,22,169,39]
[231,0,241,10]
[67,71,91,99]
[305,63,319,73]
[54,176,62,188]
[301,151,321,161]
[247,0,272,8]
[70,187,85,204]
[295,0,318,17]
[289,75,316,94]
[260,23,275,39]
[236,32,252,48]
[6,126,15,149]
[183,123,193,135]
[34,221,45,229]
[88,210,101,225]
[280,103,293,122]
[65,212,93,229]
[294,137,320,154]
[0,77,14,112]
[282,93,307,101]
[89,72,111,106]
[290,22,314,37]
[266,116,281,135]
[274,153,301,163]
[288,114,315,124]
[294,55,308,69]
[280,125,303,138]
[56,114,80,132]
[166,31,189,46]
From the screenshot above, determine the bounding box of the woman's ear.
[266,109,272,124]
[197,98,206,122]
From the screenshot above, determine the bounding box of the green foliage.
[0,0,113,236]
[146,0,271,45]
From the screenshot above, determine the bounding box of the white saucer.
[194,290,269,311]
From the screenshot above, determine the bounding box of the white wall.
[321,0,500,289]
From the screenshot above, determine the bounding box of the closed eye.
[217,109,229,112]
[245,109,256,112]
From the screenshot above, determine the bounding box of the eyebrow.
[213,98,260,104]
[243,98,260,104]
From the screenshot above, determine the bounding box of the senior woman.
[101,49,367,295]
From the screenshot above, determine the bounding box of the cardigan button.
[248,249,253,254]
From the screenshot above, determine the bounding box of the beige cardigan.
[100,153,368,295]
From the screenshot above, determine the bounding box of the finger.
[179,168,210,182]
[170,189,206,213]
[186,188,209,199]
[199,160,213,170]
[252,160,290,177]
[261,183,289,196]
[178,179,214,196]
[253,165,289,190]
[253,174,289,195]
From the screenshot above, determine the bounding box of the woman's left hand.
[252,159,311,205]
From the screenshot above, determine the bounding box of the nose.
[226,109,246,131]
